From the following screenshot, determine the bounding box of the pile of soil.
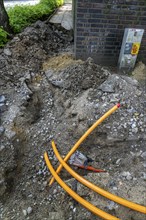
[0,19,146,220]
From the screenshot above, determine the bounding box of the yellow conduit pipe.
[49,103,120,186]
[51,141,146,214]
[44,152,120,220]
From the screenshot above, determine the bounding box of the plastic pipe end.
[117,103,121,108]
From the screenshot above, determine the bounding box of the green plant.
[0,27,8,47]
[8,0,64,33]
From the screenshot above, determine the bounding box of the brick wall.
[74,0,146,66]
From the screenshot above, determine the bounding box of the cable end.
[117,103,121,108]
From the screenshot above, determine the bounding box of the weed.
[0,27,8,47]
[7,0,64,33]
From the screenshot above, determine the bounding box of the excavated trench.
[0,20,146,220]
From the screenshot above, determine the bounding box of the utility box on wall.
[74,0,146,66]
[118,28,144,71]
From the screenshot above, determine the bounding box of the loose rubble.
[0,18,146,220]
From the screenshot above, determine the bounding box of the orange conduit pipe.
[51,141,146,214]
[49,103,120,185]
[44,152,120,220]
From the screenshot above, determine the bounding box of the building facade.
[74,0,146,66]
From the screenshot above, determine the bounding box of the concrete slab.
[50,3,73,30]
[61,11,73,30]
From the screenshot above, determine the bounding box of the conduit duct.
[51,141,146,214]
[49,103,120,185]
[44,152,120,220]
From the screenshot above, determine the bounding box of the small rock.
[94,103,99,108]
[38,170,42,175]
[141,151,146,159]
[51,79,64,88]
[109,180,116,188]
[131,123,136,128]
[0,126,5,136]
[22,210,27,216]
[64,100,71,108]
[107,201,117,210]
[126,175,132,181]
[121,75,138,86]
[45,70,53,79]
[43,181,47,187]
[132,127,138,133]
[142,173,146,180]
[116,158,121,164]
[5,129,16,140]
[0,103,4,107]
[73,207,76,212]
[0,95,6,103]
[98,75,117,93]
[70,205,73,210]
[121,171,131,178]
[0,145,5,151]
[113,186,118,190]
[4,48,12,56]
[28,194,33,198]
[27,207,32,215]
[53,189,57,194]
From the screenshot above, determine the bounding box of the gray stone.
[73,207,76,213]
[113,186,118,190]
[107,201,118,210]
[4,48,12,56]
[116,158,121,164]
[98,75,118,93]
[141,151,146,159]
[51,79,64,88]
[142,173,146,180]
[120,75,138,86]
[0,103,5,107]
[0,145,5,151]
[0,126,5,136]
[22,210,27,216]
[50,4,73,30]
[94,103,99,108]
[126,175,132,181]
[43,181,47,187]
[61,11,73,31]
[131,123,137,128]
[3,105,20,139]
[4,129,16,140]
[132,127,138,133]
[21,82,33,97]
[64,99,71,108]
[121,171,131,178]
[27,207,33,215]
[45,69,53,79]
[53,189,57,194]
[0,95,6,103]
